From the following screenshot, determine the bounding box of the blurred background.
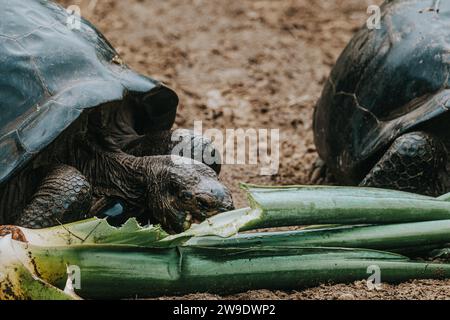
[57,0,382,207]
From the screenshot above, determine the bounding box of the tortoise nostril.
[211,188,226,200]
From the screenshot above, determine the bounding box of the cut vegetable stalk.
[243,185,450,229]
[2,218,177,248]
[4,236,450,300]
[185,220,450,255]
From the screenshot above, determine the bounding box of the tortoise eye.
[181,191,194,201]
[197,197,210,209]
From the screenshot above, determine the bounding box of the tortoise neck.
[83,150,169,209]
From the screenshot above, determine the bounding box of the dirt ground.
[56,0,450,300]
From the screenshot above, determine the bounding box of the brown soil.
[56,0,450,299]
[158,280,450,300]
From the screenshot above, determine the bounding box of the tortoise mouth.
[182,213,204,231]
[161,203,235,234]
[180,203,235,232]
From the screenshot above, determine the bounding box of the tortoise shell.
[0,0,178,184]
[313,0,450,184]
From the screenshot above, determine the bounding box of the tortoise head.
[148,156,234,233]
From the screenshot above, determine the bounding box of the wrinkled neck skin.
[71,103,155,208]
[76,145,167,211]
[79,149,197,233]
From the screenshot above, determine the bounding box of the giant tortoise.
[314,0,450,196]
[0,0,233,234]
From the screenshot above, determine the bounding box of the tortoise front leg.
[359,132,447,196]
[123,129,221,174]
[15,165,93,229]
[309,158,336,185]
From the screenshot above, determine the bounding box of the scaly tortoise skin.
[313,0,450,196]
[0,0,233,234]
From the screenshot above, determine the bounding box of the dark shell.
[314,0,450,184]
[0,0,178,184]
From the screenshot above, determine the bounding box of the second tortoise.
[313,0,450,196]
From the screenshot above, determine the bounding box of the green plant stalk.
[185,220,450,255]
[8,237,450,300]
[242,185,450,229]
[8,217,183,248]
[11,216,449,256]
